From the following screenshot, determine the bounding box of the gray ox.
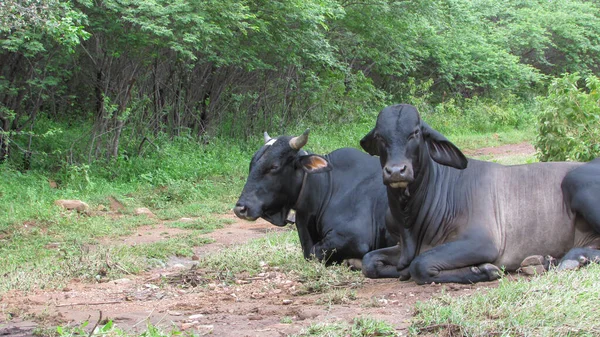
[234,130,395,265]
[360,104,600,284]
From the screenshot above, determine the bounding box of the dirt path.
[0,143,535,337]
[1,217,492,337]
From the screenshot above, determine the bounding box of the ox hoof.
[520,255,557,275]
[472,263,501,280]
[557,259,581,271]
[344,258,362,271]
[520,255,546,276]
[521,255,544,267]
[521,265,546,276]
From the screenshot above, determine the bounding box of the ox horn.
[289,129,310,150]
[263,131,272,143]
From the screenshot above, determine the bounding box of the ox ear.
[360,128,379,156]
[298,154,332,174]
[421,121,468,170]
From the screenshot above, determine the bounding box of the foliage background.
[1,0,600,174]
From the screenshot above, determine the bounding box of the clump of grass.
[49,319,185,337]
[292,317,398,337]
[0,232,213,293]
[200,230,364,294]
[166,215,232,232]
[317,288,357,306]
[411,264,600,336]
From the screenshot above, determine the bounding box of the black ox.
[234,130,395,265]
[360,104,600,284]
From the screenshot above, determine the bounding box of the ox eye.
[269,164,279,172]
[409,129,420,140]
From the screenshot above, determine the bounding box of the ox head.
[360,104,468,189]
[233,129,332,226]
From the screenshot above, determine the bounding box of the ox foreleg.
[558,247,600,271]
[409,239,501,284]
[558,187,600,270]
[309,231,350,265]
[362,245,403,279]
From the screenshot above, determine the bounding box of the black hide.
[360,103,600,284]
[235,134,395,264]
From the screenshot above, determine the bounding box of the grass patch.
[0,231,213,292]
[47,319,191,337]
[200,229,364,294]
[449,126,536,152]
[166,215,231,232]
[411,265,600,337]
[292,317,399,337]
[317,288,357,306]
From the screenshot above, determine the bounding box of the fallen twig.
[56,301,122,307]
[88,311,102,337]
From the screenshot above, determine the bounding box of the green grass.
[200,229,364,295]
[292,317,399,337]
[449,126,536,152]
[46,319,193,337]
[411,265,600,336]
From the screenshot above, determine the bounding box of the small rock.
[192,255,200,261]
[179,217,194,222]
[181,322,199,330]
[248,315,263,321]
[134,207,155,217]
[55,199,89,213]
[189,314,204,320]
[113,278,132,285]
[96,204,107,211]
[48,179,58,188]
[172,263,186,269]
[282,299,293,305]
[169,311,183,316]
[144,283,159,289]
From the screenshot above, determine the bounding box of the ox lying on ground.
[360,104,600,284]
[234,130,395,265]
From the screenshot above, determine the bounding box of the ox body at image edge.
[360,103,600,285]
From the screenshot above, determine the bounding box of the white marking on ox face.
[389,182,408,189]
[265,138,277,146]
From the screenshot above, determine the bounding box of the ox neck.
[293,171,309,210]
[389,154,440,227]
[293,169,334,224]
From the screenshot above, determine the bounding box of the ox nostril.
[234,205,248,216]
[399,165,407,174]
[384,166,393,175]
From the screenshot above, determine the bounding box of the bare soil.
[0,143,534,337]
[1,218,492,337]
[463,141,536,160]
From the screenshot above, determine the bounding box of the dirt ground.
[0,143,536,337]
[1,218,493,337]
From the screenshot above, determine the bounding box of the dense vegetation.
[2,0,600,174]
[3,2,600,336]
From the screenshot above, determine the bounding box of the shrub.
[536,73,600,162]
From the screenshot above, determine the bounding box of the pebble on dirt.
[54,199,89,213]
[134,207,155,217]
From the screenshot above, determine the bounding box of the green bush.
[536,73,600,162]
